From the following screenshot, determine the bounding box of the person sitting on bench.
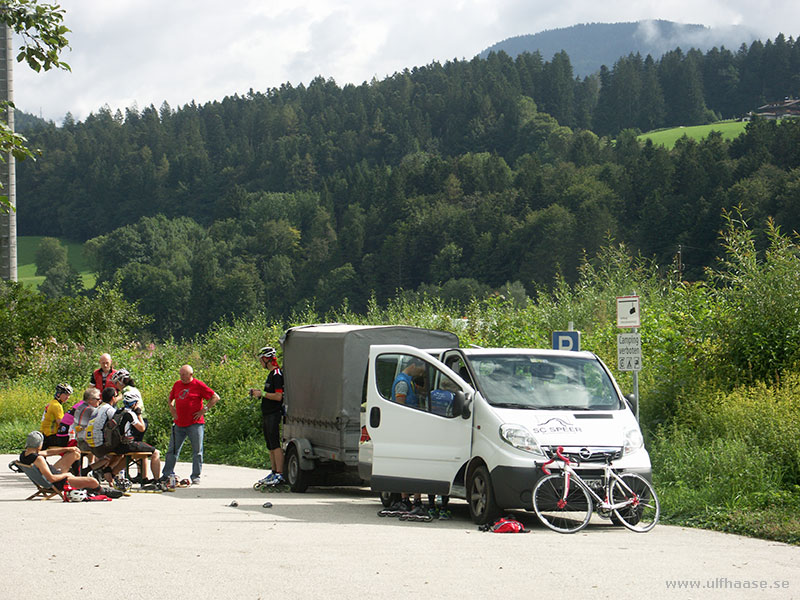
[116,389,164,488]
[85,387,127,486]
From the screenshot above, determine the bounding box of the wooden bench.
[109,451,153,481]
[80,450,153,481]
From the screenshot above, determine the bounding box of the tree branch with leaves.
[0,0,70,212]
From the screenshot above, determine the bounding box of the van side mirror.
[625,393,638,415]
[453,390,471,419]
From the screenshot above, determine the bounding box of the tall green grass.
[651,427,800,544]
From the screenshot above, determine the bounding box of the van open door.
[366,344,473,496]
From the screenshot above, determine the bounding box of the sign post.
[617,295,642,422]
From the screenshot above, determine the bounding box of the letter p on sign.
[552,331,581,351]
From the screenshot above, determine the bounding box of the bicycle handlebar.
[539,446,572,475]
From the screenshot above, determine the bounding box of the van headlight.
[623,428,644,455]
[499,424,545,457]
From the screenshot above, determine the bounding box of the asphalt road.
[1,453,798,600]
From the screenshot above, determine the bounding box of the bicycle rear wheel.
[611,473,660,532]
[533,473,593,533]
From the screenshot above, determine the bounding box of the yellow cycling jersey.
[40,399,64,436]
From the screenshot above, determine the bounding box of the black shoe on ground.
[101,487,125,499]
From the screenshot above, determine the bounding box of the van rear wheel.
[468,465,500,525]
[285,445,310,493]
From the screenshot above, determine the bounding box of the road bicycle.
[532,446,659,533]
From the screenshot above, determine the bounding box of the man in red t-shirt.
[162,364,220,485]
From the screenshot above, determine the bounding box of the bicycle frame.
[539,446,641,514]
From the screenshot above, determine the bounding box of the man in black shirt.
[250,346,285,486]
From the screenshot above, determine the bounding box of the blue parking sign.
[552,331,581,351]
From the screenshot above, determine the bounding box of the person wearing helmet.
[111,368,147,439]
[250,346,285,487]
[39,383,73,449]
[18,430,106,500]
[89,353,117,391]
[115,389,164,488]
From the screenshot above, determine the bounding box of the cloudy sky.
[12,0,798,123]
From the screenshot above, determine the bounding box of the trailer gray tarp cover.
[280,324,459,425]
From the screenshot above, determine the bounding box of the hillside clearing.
[16,236,95,289]
[638,120,748,148]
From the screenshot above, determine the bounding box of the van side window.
[376,353,459,418]
[375,354,402,400]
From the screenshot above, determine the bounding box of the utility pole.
[0,21,16,281]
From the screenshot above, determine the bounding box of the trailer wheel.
[286,445,310,493]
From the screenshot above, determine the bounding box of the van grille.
[542,445,623,464]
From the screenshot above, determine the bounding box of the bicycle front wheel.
[533,473,593,534]
[611,473,660,532]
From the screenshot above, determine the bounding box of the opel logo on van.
[579,447,592,460]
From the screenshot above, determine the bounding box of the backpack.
[479,516,528,533]
[101,408,127,450]
[86,407,126,449]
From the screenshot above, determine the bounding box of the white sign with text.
[617,332,642,371]
[616,295,641,328]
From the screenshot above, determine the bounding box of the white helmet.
[111,368,130,385]
[68,488,88,503]
[259,346,277,359]
[122,389,142,409]
[54,383,73,399]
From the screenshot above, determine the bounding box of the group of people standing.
[22,346,284,499]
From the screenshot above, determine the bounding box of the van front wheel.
[468,465,500,525]
[380,492,400,508]
[285,445,310,493]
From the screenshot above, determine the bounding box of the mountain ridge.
[479,20,761,77]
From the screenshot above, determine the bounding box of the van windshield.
[469,354,622,410]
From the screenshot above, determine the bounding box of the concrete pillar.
[0,22,16,281]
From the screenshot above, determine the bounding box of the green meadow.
[638,120,748,149]
[16,236,96,289]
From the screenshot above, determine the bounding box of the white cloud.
[10,0,798,123]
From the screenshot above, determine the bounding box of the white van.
[362,345,651,524]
